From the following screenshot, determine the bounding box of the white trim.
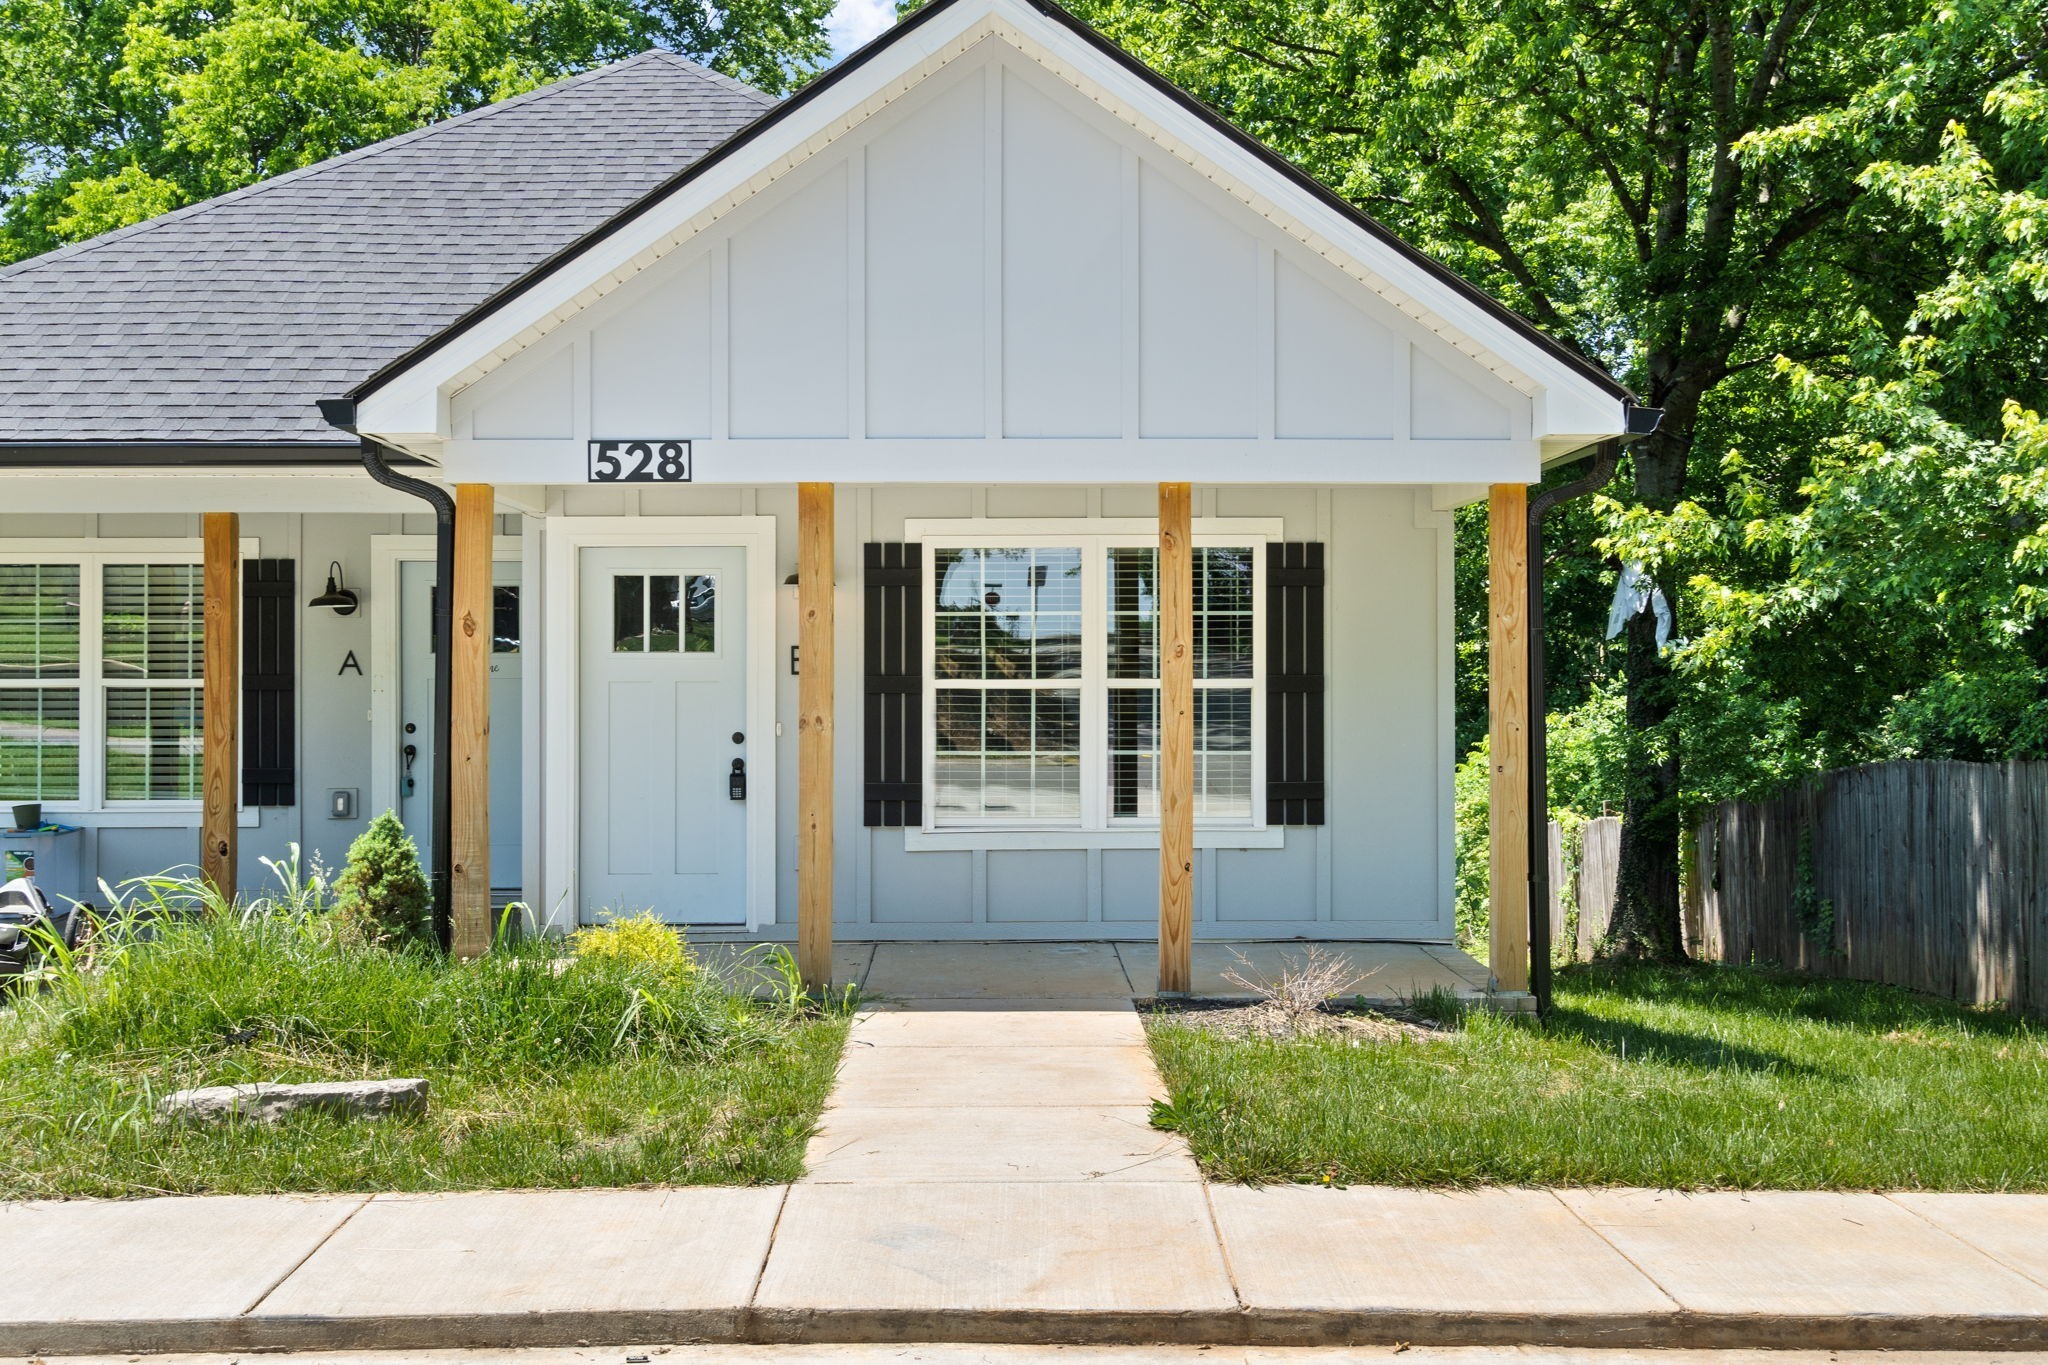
[904,826,1284,851]
[365,534,523,852]
[1,536,258,817]
[905,515,1279,841]
[540,516,778,935]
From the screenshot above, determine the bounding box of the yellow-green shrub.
[573,913,691,975]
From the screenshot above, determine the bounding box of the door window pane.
[684,575,715,653]
[493,585,520,653]
[612,575,645,652]
[650,575,681,652]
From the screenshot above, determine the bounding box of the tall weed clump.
[331,812,431,946]
[28,857,810,1078]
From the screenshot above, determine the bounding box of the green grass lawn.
[0,903,850,1198]
[1146,961,2048,1189]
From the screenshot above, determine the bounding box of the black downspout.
[1525,405,1661,1016]
[316,399,454,953]
[357,440,456,953]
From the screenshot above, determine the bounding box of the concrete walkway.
[803,1000,1196,1184]
[11,1185,2048,1354]
[9,949,2048,1356]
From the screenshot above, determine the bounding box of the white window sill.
[905,826,1284,852]
[27,806,261,829]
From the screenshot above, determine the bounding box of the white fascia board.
[355,0,1629,448]
[0,469,424,514]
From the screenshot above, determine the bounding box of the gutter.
[1526,401,1662,1015]
[317,398,455,953]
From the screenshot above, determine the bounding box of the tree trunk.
[1603,413,1694,962]
[1607,605,1688,960]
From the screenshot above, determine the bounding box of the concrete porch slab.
[863,942,1133,1000]
[751,1181,1238,1342]
[1119,941,1487,1002]
[0,1194,365,1328]
[250,1188,784,1347]
[1558,1188,2048,1321]
[852,1000,1149,1048]
[694,941,875,993]
[1211,1185,1676,1345]
[805,1105,1196,1183]
[829,1043,1164,1108]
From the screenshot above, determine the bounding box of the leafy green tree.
[1673,16,2048,778]
[0,0,830,262]
[1070,0,2031,959]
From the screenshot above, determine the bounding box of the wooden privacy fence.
[1542,815,1621,961]
[1693,760,2048,1014]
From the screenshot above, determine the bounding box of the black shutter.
[1266,542,1325,825]
[242,558,296,807]
[863,543,922,827]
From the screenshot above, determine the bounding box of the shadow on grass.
[1544,1007,1827,1077]
[1560,959,2040,1036]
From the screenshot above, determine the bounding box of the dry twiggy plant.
[1222,946,1378,1020]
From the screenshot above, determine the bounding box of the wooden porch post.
[1488,483,1531,992]
[1158,481,1194,995]
[798,482,835,990]
[450,483,495,958]
[200,513,239,901]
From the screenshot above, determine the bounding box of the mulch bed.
[1144,996,1460,1043]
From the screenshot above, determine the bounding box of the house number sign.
[588,439,691,483]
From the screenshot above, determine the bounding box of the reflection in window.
[103,564,203,802]
[0,564,82,800]
[1105,546,1254,821]
[614,574,715,654]
[932,547,1081,825]
[935,548,1082,681]
[104,687,202,802]
[933,688,1081,821]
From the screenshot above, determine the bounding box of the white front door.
[398,557,523,888]
[579,545,750,925]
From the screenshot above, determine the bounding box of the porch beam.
[1488,482,1531,993]
[798,481,835,990]
[1158,481,1194,995]
[200,513,239,901]
[450,483,495,957]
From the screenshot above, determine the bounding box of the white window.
[0,546,227,809]
[921,525,1267,833]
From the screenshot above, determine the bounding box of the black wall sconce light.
[309,560,360,616]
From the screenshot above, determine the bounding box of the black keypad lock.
[729,758,747,801]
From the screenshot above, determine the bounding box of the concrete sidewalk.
[9,1182,2048,1355]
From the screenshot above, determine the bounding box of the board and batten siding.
[0,510,525,896]
[534,483,1454,940]
[441,43,1528,485]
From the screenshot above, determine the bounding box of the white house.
[0,0,1645,991]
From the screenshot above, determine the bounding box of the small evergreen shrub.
[332,811,431,946]
[574,912,691,976]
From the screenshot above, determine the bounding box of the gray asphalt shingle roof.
[0,51,775,448]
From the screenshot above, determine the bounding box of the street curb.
[9,1306,2048,1355]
